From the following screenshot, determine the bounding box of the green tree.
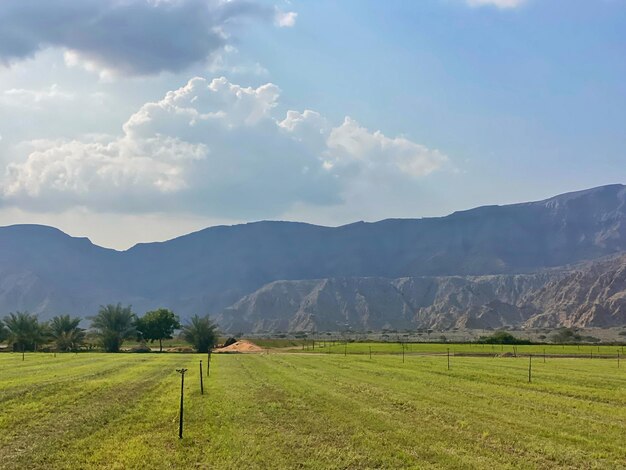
[135,308,181,352]
[3,312,49,352]
[476,331,532,345]
[181,315,218,353]
[50,315,86,352]
[90,304,136,353]
[0,319,6,344]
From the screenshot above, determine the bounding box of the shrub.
[476,331,531,345]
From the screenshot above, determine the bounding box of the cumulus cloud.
[275,10,298,27]
[0,0,276,77]
[466,0,526,8]
[2,77,449,216]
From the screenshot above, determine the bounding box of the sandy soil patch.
[214,340,264,353]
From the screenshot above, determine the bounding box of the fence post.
[176,368,188,439]
[200,361,204,395]
[528,355,532,383]
[447,348,450,371]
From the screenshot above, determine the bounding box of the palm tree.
[181,315,218,353]
[90,304,136,353]
[0,319,6,343]
[50,315,86,352]
[3,312,48,352]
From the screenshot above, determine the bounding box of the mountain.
[216,255,626,333]
[1,184,626,330]
[215,273,556,333]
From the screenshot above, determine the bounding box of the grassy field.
[284,340,625,358]
[0,352,624,469]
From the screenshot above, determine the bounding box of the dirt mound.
[498,352,516,358]
[214,340,264,353]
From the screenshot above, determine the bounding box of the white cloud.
[1,77,450,217]
[327,117,448,178]
[466,0,526,8]
[0,84,74,109]
[208,46,269,77]
[275,10,298,27]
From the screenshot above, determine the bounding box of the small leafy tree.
[135,308,181,352]
[3,312,48,352]
[90,304,136,353]
[50,315,86,352]
[181,315,218,353]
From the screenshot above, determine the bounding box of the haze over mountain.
[1,184,626,332]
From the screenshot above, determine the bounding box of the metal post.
[402,344,405,363]
[200,361,204,395]
[344,343,347,357]
[543,349,546,363]
[369,346,372,360]
[528,355,532,383]
[176,368,188,439]
[447,348,450,371]
[618,351,620,369]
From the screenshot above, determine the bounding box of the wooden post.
[528,355,532,383]
[199,361,204,395]
[369,346,372,360]
[447,348,450,371]
[618,351,620,369]
[543,348,546,363]
[344,343,347,357]
[402,344,405,364]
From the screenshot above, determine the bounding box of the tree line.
[0,304,218,353]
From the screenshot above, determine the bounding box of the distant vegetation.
[0,305,218,353]
[476,331,532,345]
[551,327,600,344]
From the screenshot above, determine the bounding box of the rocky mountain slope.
[217,255,626,333]
[1,184,626,330]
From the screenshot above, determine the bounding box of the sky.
[0,0,625,249]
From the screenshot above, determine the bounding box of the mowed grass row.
[0,352,624,469]
[286,341,626,357]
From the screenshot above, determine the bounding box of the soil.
[214,340,264,353]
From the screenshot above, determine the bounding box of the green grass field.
[0,351,624,469]
[286,340,625,357]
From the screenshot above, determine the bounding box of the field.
[0,350,624,469]
[279,341,625,358]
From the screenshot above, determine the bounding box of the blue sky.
[0,0,624,248]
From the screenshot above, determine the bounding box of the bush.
[476,331,531,345]
[551,327,581,344]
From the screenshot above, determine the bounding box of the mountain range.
[2,184,626,332]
